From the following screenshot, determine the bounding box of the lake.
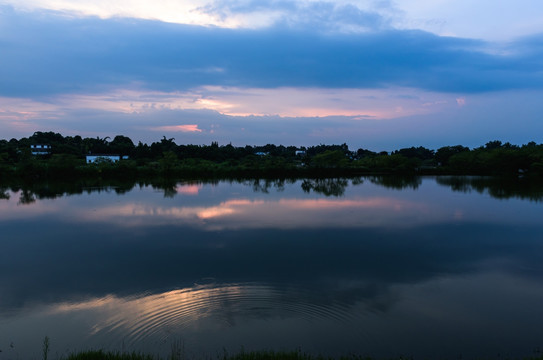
[1,176,543,359]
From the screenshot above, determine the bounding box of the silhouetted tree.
[435,145,470,166]
[110,135,135,156]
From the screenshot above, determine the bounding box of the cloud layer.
[1,2,543,149]
[2,6,543,97]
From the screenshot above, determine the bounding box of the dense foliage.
[1,132,543,179]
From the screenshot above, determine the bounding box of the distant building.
[30,144,51,155]
[255,152,269,156]
[86,154,128,163]
[295,150,306,156]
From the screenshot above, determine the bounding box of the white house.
[30,144,51,155]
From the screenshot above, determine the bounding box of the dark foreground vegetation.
[2,132,543,180]
[36,337,543,360]
[62,349,543,360]
[64,349,369,360]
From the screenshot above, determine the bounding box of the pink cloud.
[152,125,202,132]
[176,184,202,195]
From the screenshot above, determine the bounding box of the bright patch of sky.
[396,0,543,41]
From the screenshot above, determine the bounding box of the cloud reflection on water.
[1,178,543,359]
[68,197,436,230]
[0,186,438,230]
[1,178,541,230]
[175,184,202,195]
[11,269,543,359]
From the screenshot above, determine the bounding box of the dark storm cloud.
[1,5,542,98]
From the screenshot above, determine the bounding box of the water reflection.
[2,175,543,203]
[0,177,543,359]
[247,178,290,194]
[436,176,543,201]
[0,187,9,200]
[301,178,349,196]
[4,268,543,359]
[50,197,433,230]
[368,175,422,190]
[46,282,371,350]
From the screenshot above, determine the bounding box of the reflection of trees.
[249,179,288,194]
[351,177,364,186]
[6,175,541,203]
[301,178,349,197]
[3,179,137,205]
[2,178,220,201]
[435,176,473,193]
[18,189,36,205]
[0,187,9,200]
[152,178,178,198]
[369,176,422,190]
[17,180,135,203]
[436,176,543,202]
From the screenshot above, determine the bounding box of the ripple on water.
[88,282,365,352]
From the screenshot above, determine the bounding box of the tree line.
[1,131,543,179]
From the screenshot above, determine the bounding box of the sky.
[1,0,543,150]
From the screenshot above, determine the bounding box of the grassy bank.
[35,337,543,360]
[64,349,366,360]
[59,349,543,360]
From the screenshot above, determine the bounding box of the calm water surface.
[1,177,542,359]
